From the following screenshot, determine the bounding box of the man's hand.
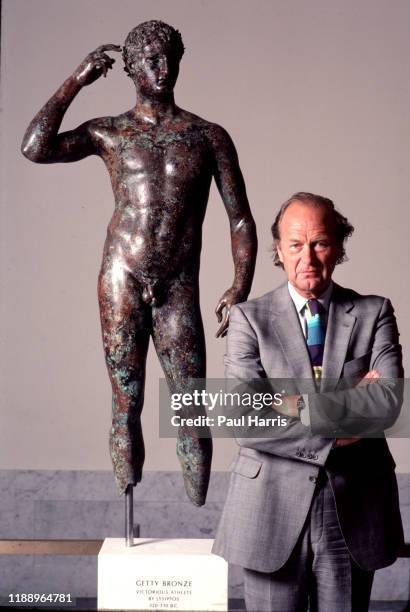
[273,370,381,444]
[215,287,247,338]
[334,369,380,447]
[334,436,361,447]
[273,395,299,418]
[356,369,380,387]
[74,44,122,87]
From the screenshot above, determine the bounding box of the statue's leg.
[151,276,212,506]
[98,266,150,495]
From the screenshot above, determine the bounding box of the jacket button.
[309,476,317,483]
[307,453,314,459]
[313,454,318,460]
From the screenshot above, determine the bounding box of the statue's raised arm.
[21,44,121,163]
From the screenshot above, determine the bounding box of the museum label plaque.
[98,538,228,611]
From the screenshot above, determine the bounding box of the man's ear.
[276,241,284,264]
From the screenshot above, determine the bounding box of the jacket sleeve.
[308,298,404,436]
[224,304,335,466]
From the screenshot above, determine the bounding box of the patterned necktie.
[305,299,326,381]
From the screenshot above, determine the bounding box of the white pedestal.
[98,538,228,611]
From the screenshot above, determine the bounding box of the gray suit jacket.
[212,282,404,572]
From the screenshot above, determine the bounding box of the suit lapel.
[321,284,356,391]
[270,284,315,386]
[269,283,357,393]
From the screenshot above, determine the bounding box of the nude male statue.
[21,20,257,506]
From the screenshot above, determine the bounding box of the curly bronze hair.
[271,192,354,267]
[123,20,185,77]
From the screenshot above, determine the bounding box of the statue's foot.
[176,434,212,506]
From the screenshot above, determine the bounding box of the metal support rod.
[125,484,134,547]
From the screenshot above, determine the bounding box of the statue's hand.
[215,288,246,339]
[74,44,122,87]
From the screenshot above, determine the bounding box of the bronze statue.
[21,20,257,507]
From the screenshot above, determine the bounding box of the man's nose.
[301,244,316,264]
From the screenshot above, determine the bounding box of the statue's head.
[123,20,185,96]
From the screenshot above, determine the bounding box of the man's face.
[276,201,341,298]
[130,40,180,97]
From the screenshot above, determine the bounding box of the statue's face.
[130,40,180,97]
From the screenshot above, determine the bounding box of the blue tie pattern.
[305,299,326,380]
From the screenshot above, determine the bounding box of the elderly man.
[213,192,403,611]
[21,20,257,506]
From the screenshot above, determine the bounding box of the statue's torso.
[94,111,214,283]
